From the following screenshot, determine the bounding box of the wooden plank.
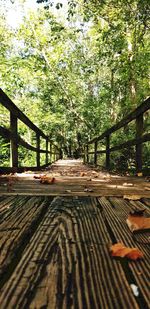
[0,196,52,283]
[0,197,138,309]
[0,175,150,197]
[98,197,150,307]
[0,196,18,222]
[141,198,150,207]
[0,160,149,197]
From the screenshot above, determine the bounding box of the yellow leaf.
[137,172,143,177]
[123,195,141,200]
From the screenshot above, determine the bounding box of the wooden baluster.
[59,148,62,160]
[50,143,52,163]
[83,145,86,164]
[94,141,97,166]
[106,135,110,169]
[136,114,143,173]
[86,145,89,163]
[10,113,18,168]
[46,137,48,165]
[36,134,40,168]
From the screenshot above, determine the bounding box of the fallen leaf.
[123,195,141,201]
[127,249,144,260]
[40,177,55,184]
[80,172,85,177]
[34,174,46,179]
[127,214,150,232]
[137,172,143,177]
[110,242,143,260]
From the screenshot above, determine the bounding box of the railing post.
[46,137,48,165]
[83,145,86,163]
[86,145,89,163]
[10,112,18,168]
[136,114,143,172]
[94,140,97,166]
[60,148,63,159]
[36,134,40,168]
[106,135,110,169]
[50,143,52,163]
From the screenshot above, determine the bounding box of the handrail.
[0,89,60,171]
[0,89,47,139]
[84,97,150,172]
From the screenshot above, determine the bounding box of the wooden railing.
[0,89,60,172]
[84,97,150,172]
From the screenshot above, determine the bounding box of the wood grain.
[1,196,148,309]
[98,197,150,307]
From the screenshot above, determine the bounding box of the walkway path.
[0,159,150,197]
[0,160,150,308]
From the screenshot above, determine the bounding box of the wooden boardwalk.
[0,160,150,308]
[0,159,150,197]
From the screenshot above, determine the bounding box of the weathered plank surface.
[0,196,53,284]
[98,197,150,307]
[0,195,150,309]
[0,160,150,197]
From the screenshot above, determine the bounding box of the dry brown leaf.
[110,243,143,260]
[126,249,144,260]
[123,195,141,201]
[34,174,46,179]
[127,214,150,232]
[40,176,55,184]
[80,172,85,177]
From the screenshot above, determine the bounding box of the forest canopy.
[0,0,150,170]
